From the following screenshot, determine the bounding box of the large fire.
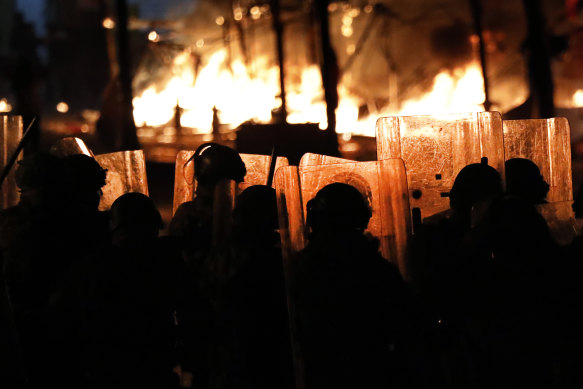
[132,49,486,137]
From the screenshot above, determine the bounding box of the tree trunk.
[522,0,555,118]
[115,0,140,150]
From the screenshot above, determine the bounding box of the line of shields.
[169,111,577,389]
[1,111,577,388]
[170,112,576,272]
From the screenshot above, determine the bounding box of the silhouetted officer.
[292,183,418,389]
[413,163,504,388]
[168,144,246,388]
[0,152,107,389]
[80,193,196,389]
[170,143,246,276]
[466,196,559,388]
[222,186,294,389]
[505,158,549,204]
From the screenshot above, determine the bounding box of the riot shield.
[536,201,580,246]
[503,118,572,203]
[48,137,94,158]
[276,159,411,277]
[94,150,149,211]
[173,150,195,214]
[298,152,413,266]
[376,112,505,220]
[173,150,289,214]
[239,153,289,190]
[298,153,355,167]
[503,118,576,244]
[275,160,411,389]
[47,138,149,211]
[0,115,23,209]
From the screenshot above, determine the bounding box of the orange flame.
[133,49,486,137]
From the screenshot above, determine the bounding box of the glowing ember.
[56,102,69,113]
[133,46,486,137]
[148,31,160,42]
[102,17,115,29]
[573,89,583,106]
[0,98,12,112]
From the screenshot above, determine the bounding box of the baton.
[0,117,37,189]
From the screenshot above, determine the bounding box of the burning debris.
[131,0,498,137]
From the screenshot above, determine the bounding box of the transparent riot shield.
[173,150,195,214]
[503,118,576,244]
[0,115,22,209]
[536,201,579,246]
[173,150,289,214]
[238,153,290,191]
[376,112,505,220]
[94,150,149,211]
[503,118,572,203]
[275,160,411,389]
[298,153,355,167]
[275,165,305,263]
[276,159,411,278]
[49,137,94,158]
[47,138,148,211]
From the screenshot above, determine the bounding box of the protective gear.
[48,137,94,158]
[503,118,575,245]
[48,138,148,211]
[376,112,505,220]
[173,149,288,214]
[275,159,411,277]
[192,143,246,186]
[61,154,107,213]
[306,183,372,233]
[234,185,279,230]
[94,150,149,211]
[299,153,354,167]
[109,192,163,232]
[61,154,107,192]
[276,161,418,389]
[505,158,549,204]
[503,117,572,203]
[449,163,503,212]
[237,154,288,192]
